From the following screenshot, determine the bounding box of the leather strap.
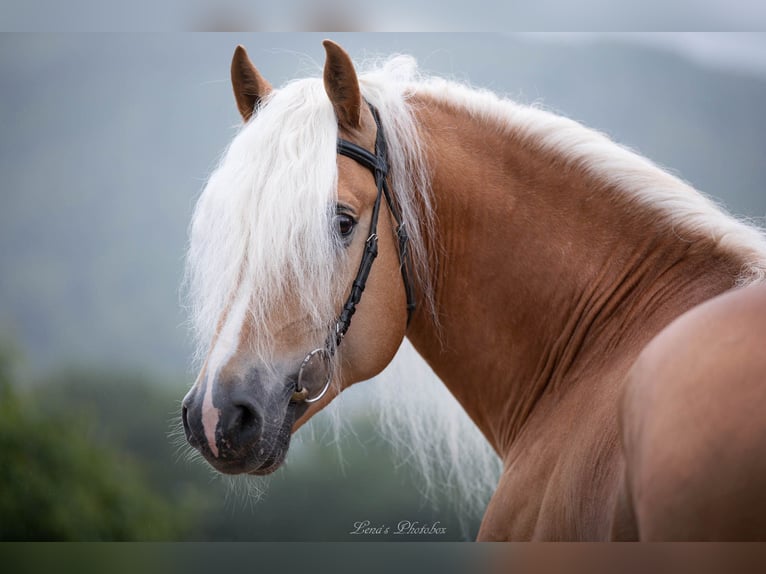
[333,103,417,347]
[291,102,417,403]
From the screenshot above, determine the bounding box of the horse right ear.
[322,39,362,130]
[231,45,273,122]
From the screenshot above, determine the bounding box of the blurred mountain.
[1,33,765,377]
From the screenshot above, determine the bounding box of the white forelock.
[186,78,339,366]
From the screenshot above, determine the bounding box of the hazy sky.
[518,33,766,78]
[2,1,766,32]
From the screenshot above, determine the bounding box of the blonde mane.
[415,77,766,284]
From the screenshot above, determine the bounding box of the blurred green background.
[1,33,765,540]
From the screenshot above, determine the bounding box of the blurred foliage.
[0,341,481,541]
[0,348,189,540]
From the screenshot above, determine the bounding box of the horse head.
[181,41,412,475]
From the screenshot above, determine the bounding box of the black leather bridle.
[291,102,416,403]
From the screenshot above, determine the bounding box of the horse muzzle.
[181,369,299,475]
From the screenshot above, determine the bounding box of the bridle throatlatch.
[291,103,416,403]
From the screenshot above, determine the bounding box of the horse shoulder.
[620,283,766,540]
[479,392,627,541]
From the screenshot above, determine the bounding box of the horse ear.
[322,40,362,130]
[231,45,272,122]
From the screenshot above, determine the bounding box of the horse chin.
[247,448,288,476]
[246,426,292,475]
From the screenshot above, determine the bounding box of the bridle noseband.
[291,103,416,403]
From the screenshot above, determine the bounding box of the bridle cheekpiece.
[291,102,416,403]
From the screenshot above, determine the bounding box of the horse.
[180,39,766,540]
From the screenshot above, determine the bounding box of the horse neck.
[405,93,743,459]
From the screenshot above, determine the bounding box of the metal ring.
[294,347,332,404]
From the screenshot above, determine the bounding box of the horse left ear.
[231,45,273,122]
[322,39,362,130]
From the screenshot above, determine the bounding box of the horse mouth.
[247,446,289,475]
[207,437,290,475]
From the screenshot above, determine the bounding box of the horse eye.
[334,213,356,238]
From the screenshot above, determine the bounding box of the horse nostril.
[221,399,263,449]
[238,403,257,429]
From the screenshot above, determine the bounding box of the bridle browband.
[291,102,416,403]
